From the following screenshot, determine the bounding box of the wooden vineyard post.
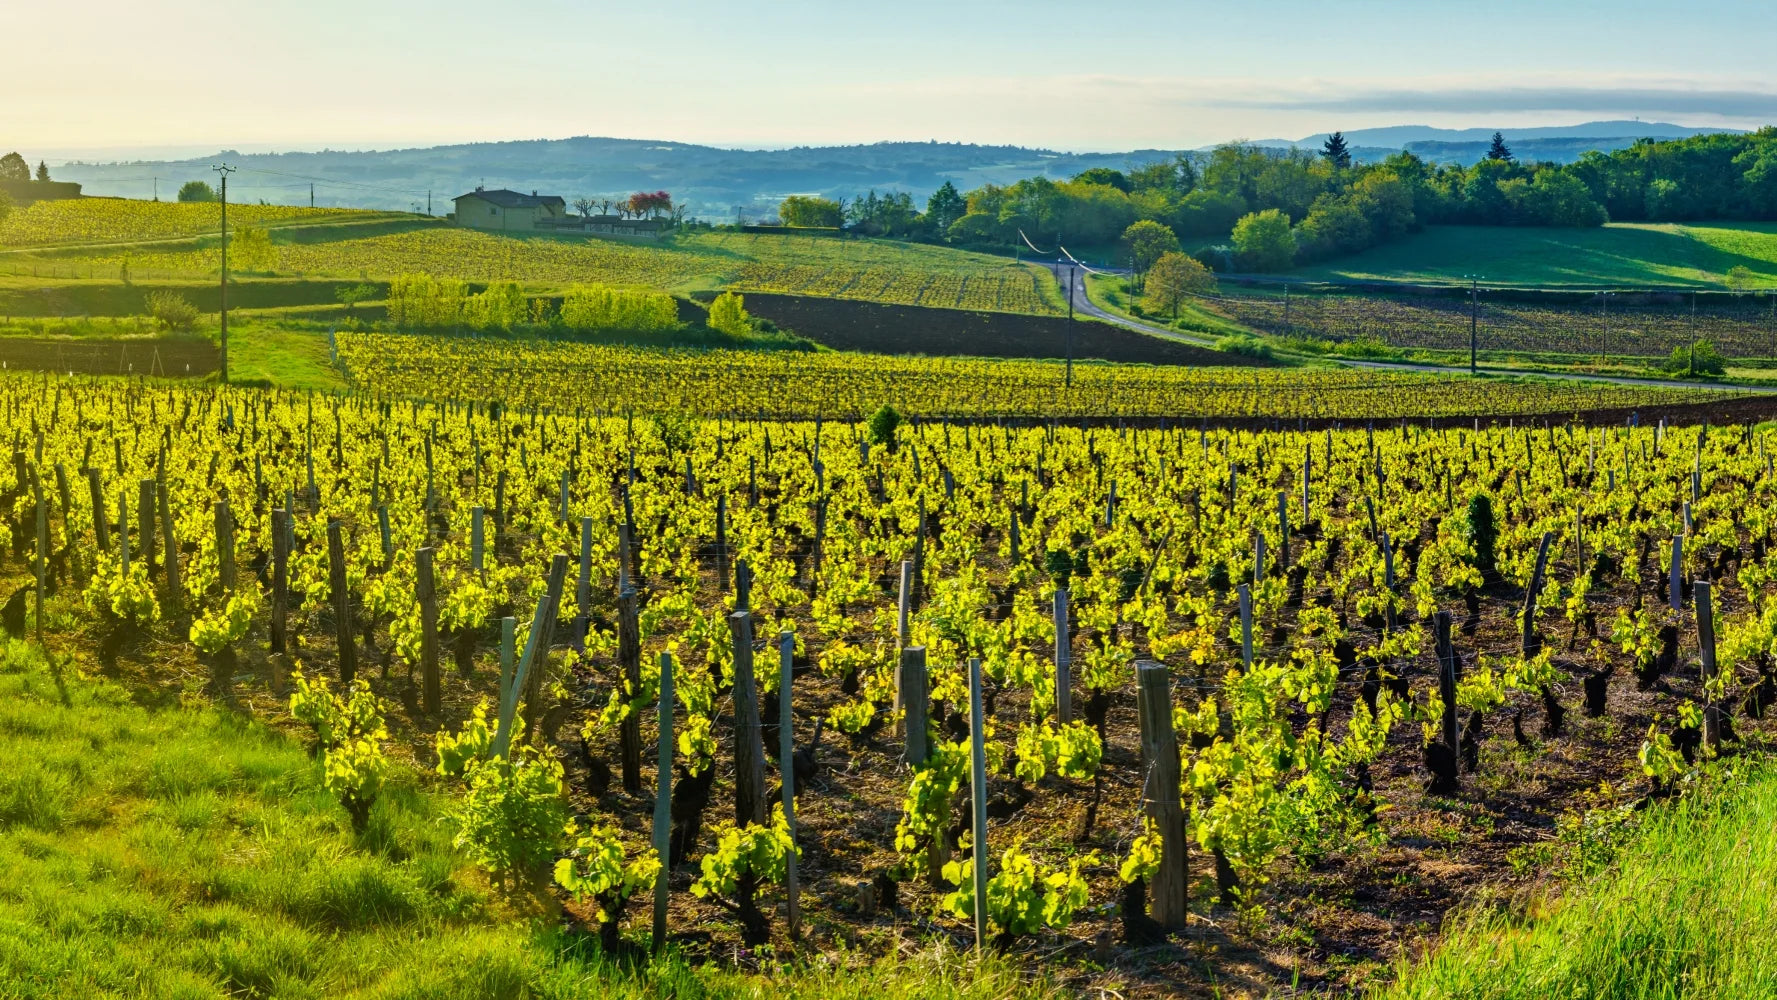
[715,493,729,589]
[1522,532,1553,655]
[327,519,356,684]
[618,578,642,793]
[157,481,180,611]
[215,500,236,592]
[521,555,570,740]
[1276,489,1289,568]
[376,505,392,568]
[86,467,107,552]
[899,646,929,765]
[417,547,439,714]
[470,506,484,573]
[779,631,801,941]
[33,474,44,647]
[651,650,674,953]
[137,479,157,584]
[498,617,517,723]
[53,464,71,578]
[1237,583,1254,667]
[1053,587,1072,723]
[1381,533,1396,632]
[894,559,912,715]
[1435,611,1459,753]
[968,655,990,952]
[729,611,768,826]
[495,555,567,756]
[1669,535,1684,612]
[270,508,290,654]
[576,516,593,648]
[1696,581,1720,750]
[1135,661,1188,929]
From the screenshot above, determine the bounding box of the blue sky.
[12,0,1777,158]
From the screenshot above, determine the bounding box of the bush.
[1230,209,1297,272]
[177,180,216,203]
[0,190,11,226]
[145,291,201,332]
[1465,493,1498,584]
[1662,339,1727,377]
[560,283,678,334]
[707,291,752,337]
[868,404,902,451]
[1215,334,1274,360]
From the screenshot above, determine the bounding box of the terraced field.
[0,198,392,248]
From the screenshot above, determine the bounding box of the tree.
[1230,209,1296,272]
[177,180,216,203]
[573,197,593,218]
[1486,132,1513,162]
[1073,167,1131,193]
[0,190,11,227]
[625,191,672,219]
[1142,251,1217,317]
[925,181,966,235]
[778,195,843,228]
[707,292,751,337]
[34,161,49,182]
[0,153,27,182]
[1726,265,1759,292]
[1121,219,1180,275]
[1321,131,1351,170]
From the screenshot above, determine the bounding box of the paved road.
[1049,264,1777,394]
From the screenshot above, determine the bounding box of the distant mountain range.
[44,121,1752,218]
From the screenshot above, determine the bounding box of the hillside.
[1285,222,1777,288]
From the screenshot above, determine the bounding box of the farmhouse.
[451,188,567,232]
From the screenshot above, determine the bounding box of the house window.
[489,206,497,216]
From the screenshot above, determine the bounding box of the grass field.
[1291,223,1777,289]
[0,199,403,250]
[0,638,1046,1000]
[0,201,1065,316]
[1380,758,1777,999]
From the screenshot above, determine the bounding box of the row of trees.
[770,128,1777,272]
[571,191,676,220]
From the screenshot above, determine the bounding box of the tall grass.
[1379,761,1777,999]
[0,638,1058,999]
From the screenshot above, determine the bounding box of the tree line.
[773,127,1777,272]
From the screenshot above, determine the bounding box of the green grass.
[0,638,1058,1000]
[1291,223,1777,289]
[1379,758,1777,999]
[1083,272,1250,340]
[229,322,348,391]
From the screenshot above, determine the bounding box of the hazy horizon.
[10,0,1777,162]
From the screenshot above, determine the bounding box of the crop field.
[1289,223,1777,289]
[1209,289,1777,360]
[1,216,1065,315]
[0,368,1772,998]
[0,198,393,249]
[331,331,1731,419]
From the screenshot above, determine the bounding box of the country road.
[1051,263,1777,395]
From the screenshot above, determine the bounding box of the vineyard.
[1209,289,1777,360]
[332,331,1736,421]
[1,368,1774,996]
[0,199,392,249]
[1,221,1064,316]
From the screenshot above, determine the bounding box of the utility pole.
[310,182,314,208]
[1600,290,1611,358]
[1467,276,1479,375]
[214,163,235,384]
[1283,282,1291,332]
[1065,262,1075,388]
[427,190,432,216]
[152,177,158,202]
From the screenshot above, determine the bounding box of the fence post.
[215,500,236,592]
[651,650,675,952]
[270,508,290,654]
[618,580,642,793]
[328,519,356,684]
[1135,661,1188,929]
[1696,581,1720,750]
[1669,535,1684,612]
[1053,587,1072,723]
[730,611,767,826]
[86,467,108,552]
[779,631,801,941]
[417,546,439,714]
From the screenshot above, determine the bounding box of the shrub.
[707,291,752,337]
[0,190,11,227]
[451,750,570,887]
[145,291,201,332]
[868,404,902,451]
[177,180,216,203]
[1465,493,1498,584]
[560,283,678,334]
[1215,334,1274,360]
[288,672,389,833]
[1230,209,1296,272]
[1661,339,1727,377]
